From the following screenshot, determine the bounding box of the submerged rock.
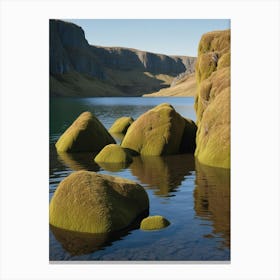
[94,144,133,164]
[49,170,149,234]
[140,215,170,230]
[195,30,230,168]
[109,116,134,134]
[55,111,115,153]
[121,103,187,156]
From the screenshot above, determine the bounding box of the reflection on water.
[95,161,131,172]
[50,210,148,256]
[57,151,100,172]
[130,154,195,196]
[194,160,230,248]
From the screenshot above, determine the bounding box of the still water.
[49,97,230,261]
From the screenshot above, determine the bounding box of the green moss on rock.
[49,170,149,234]
[55,111,115,153]
[140,215,170,230]
[109,116,134,134]
[121,103,186,156]
[195,30,230,169]
[94,144,133,164]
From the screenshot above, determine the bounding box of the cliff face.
[50,20,105,79]
[50,20,196,97]
[91,46,195,74]
[194,30,230,169]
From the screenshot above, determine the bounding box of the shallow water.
[49,97,230,261]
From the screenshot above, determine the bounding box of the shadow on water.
[194,160,230,249]
[130,154,195,197]
[57,151,100,172]
[50,210,148,257]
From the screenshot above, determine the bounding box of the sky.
[66,19,230,57]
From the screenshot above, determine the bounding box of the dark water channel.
[49,97,230,261]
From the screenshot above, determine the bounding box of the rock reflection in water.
[50,210,148,256]
[96,161,131,172]
[57,151,100,171]
[130,154,195,196]
[194,160,230,248]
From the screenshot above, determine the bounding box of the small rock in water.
[140,215,170,230]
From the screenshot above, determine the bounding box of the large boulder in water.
[109,116,134,134]
[55,111,115,152]
[49,170,149,234]
[121,103,186,156]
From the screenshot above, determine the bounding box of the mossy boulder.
[94,144,133,164]
[140,215,170,230]
[121,103,186,156]
[55,111,115,153]
[195,30,230,168]
[49,170,149,234]
[109,116,134,134]
[94,144,133,171]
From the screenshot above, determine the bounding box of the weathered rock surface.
[94,144,133,164]
[121,103,187,156]
[194,30,230,168]
[140,215,170,230]
[50,20,196,97]
[55,111,115,152]
[49,171,149,233]
[109,117,134,134]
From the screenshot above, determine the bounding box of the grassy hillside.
[50,69,175,97]
[143,73,196,97]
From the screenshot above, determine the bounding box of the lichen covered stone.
[109,116,134,134]
[140,215,170,230]
[55,111,115,153]
[49,170,149,234]
[94,144,133,164]
[121,103,186,156]
[195,30,230,168]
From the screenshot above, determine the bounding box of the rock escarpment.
[50,20,196,97]
[49,171,149,233]
[194,30,230,169]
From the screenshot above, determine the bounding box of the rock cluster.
[51,104,197,236]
